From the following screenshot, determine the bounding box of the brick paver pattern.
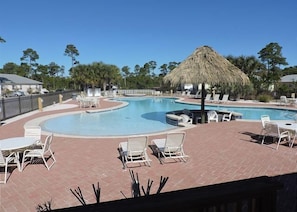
[0,97,297,211]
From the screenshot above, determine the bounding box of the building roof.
[0,74,42,85]
[281,74,297,83]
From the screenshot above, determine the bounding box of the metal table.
[0,137,38,171]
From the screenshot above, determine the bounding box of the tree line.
[1,35,297,100]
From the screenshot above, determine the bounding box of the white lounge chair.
[194,90,202,99]
[211,94,220,103]
[279,96,288,106]
[0,151,19,184]
[204,94,212,102]
[22,134,56,171]
[119,135,151,169]
[151,132,188,164]
[207,110,219,123]
[219,94,229,104]
[261,122,291,150]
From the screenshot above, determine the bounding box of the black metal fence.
[0,90,75,121]
[52,176,284,212]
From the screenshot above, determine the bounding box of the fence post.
[59,94,63,103]
[38,97,43,111]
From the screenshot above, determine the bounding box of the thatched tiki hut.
[163,45,250,123]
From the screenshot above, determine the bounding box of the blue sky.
[0,0,296,76]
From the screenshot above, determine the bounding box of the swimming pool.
[41,97,297,137]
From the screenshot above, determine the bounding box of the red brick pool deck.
[0,97,297,211]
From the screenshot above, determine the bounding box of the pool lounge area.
[0,97,297,211]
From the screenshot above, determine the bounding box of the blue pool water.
[41,97,297,137]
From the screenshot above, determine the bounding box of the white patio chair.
[260,115,271,136]
[24,125,42,145]
[93,97,100,108]
[0,151,20,184]
[222,112,233,122]
[261,122,291,150]
[194,90,202,99]
[207,110,219,123]
[76,95,83,107]
[178,114,192,126]
[179,109,193,125]
[151,132,188,164]
[280,96,288,106]
[204,94,212,102]
[21,133,56,171]
[119,135,151,169]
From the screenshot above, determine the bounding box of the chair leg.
[44,150,56,170]
[144,152,151,167]
[261,135,266,145]
[42,156,50,170]
[13,152,21,172]
[290,134,296,148]
[21,155,27,172]
[157,152,163,164]
[3,164,8,184]
[1,158,17,183]
[180,150,188,162]
[121,154,127,169]
[21,154,33,171]
[290,139,295,148]
[50,150,56,163]
[276,137,281,150]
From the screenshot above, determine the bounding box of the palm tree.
[98,63,121,91]
[70,64,88,91]
[226,55,262,78]
[86,63,102,94]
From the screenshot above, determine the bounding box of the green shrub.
[257,94,272,102]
